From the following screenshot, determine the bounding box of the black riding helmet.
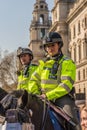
[17,47,33,60]
[43,32,63,50]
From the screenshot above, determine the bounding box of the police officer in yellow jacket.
[28,32,81,130]
[17,47,38,90]
[0,47,38,118]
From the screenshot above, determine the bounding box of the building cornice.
[75,79,87,84]
[29,40,42,46]
[49,21,67,32]
[67,0,87,23]
[76,59,87,68]
[49,21,58,31]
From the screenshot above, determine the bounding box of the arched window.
[39,14,44,24]
[40,5,43,9]
[83,69,85,80]
[73,45,76,62]
[78,70,80,81]
[85,33,87,57]
[78,44,81,61]
[73,25,76,38]
[84,87,85,94]
[78,21,80,34]
[35,5,38,9]
[86,68,87,77]
[84,15,87,28]
[40,28,45,39]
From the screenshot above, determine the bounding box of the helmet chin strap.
[49,51,63,60]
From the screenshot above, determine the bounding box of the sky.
[0,0,54,53]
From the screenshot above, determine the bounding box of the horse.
[25,93,77,130]
[0,88,79,130]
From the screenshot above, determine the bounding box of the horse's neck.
[27,94,54,130]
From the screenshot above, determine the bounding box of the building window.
[74,46,76,62]
[86,35,87,57]
[39,14,44,24]
[86,68,87,77]
[73,25,76,38]
[40,5,43,8]
[35,6,38,9]
[82,15,87,29]
[45,5,47,9]
[78,70,80,80]
[78,44,81,61]
[83,69,85,79]
[85,15,87,28]
[40,28,45,39]
[68,29,71,41]
[85,32,87,39]
[78,21,81,34]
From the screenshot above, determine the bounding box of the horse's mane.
[26,93,54,130]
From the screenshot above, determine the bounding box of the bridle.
[41,99,50,130]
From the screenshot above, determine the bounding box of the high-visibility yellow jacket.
[28,55,76,101]
[17,64,38,90]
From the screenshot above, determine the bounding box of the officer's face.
[19,54,31,65]
[81,109,87,130]
[45,43,59,56]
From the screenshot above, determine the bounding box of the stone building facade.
[67,0,87,104]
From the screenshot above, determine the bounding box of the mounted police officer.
[0,47,37,129]
[17,47,38,90]
[28,32,82,130]
[0,47,38,116]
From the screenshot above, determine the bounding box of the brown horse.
[26,93,55,130]
[25,93,74,130]
[0,89,76,130]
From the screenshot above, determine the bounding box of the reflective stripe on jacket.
[28,55,76,100]
[17,64,38,91]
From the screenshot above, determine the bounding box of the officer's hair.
[81,105,87,112]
